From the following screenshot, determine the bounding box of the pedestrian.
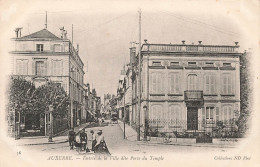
[79,128,88,151]
[90,130,97,152]
[68,127,76,150]
[77,118,80,126]
[94,130,110,154]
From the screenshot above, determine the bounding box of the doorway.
[187,107,198,130]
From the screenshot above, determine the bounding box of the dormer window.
[36,44,44,52]
[152,61,161,66]
[170,62,179,66]
[188,62,197,66]
[223,63,231,67]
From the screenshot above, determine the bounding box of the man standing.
[90,130,97,152]
[68,128,76,150]
[79,128,88,151]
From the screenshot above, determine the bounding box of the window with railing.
[150,105,164,126]
[169,105,183,129]
[187,74,198,90]
[35,61,47,75]
[223,106,233,124]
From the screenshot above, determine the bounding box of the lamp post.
[48,105,54,142]
[15,110,20,140]
[143,105,148,141]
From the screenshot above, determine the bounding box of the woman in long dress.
[94,130,110,155]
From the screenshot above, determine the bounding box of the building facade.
[131,41,241,135]
[10,28,85,131]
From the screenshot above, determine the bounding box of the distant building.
[131,41,242,135]
[10,27,85,132]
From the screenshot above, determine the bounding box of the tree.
[237,50,253,137]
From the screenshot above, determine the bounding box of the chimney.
[59,27,65,38]
[63,30,67,39]
[15,27,23,38]
[77,44,79,52]
[182,40,185,45]
[144,39,148,44]
[129,41,136,67]
[198,41,202,45]
[235,42,239,46]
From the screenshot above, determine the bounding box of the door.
[187,107,198,130]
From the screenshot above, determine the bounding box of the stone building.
[131,41,242,135]
[10,27,85,132]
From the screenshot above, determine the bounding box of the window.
[35,61,46,75]
[169,73,180,94]
[36,44,44,52]
[206,107,214,120]
[188,62,197,66]
[54,44,61,52]
[202,107,219,124]
[205,62,214,66]
[150,105,164,126]
[223,63,231,67]
[169,105,182,123]
[187,74,198,90]
[205,74,216,94]
[152,61,161,66]
[222,74,233,94]
[52,60,63,75]
[222,106,233,124]
[16,59,28,75]
[170,62,179,66]
[151,73,164,94]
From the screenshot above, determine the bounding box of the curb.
[117,122,236,149]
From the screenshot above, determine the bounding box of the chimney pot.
[144,39,148,43]
[182,40,185,44]
[235,42,239,46]
[198,41,202,45]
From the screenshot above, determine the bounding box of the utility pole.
[45,11,47,29]
[137,9,142,141]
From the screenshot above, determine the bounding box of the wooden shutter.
[202,107,205,124]
[216,107,219,122]
[32,60,35,75]
[44,61,47,75]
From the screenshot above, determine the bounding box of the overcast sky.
[1,0,256,99]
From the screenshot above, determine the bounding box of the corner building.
[132,42,241,134]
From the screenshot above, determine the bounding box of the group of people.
[68,127,109,154]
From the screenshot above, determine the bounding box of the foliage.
[8,77,70,129]
[237,51,252,137]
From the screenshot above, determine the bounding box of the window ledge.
[204,94,218,96]
[168,94,183,96]
[167,66,183,69]
[219,67,236,70]
[148,66,165,69]
[202,67,218,70]
[150,94,165,96]
[185,66,201,70]
[220,94,235,96]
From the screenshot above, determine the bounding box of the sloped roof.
[19,29,60,40]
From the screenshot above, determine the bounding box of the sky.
[1,0,258,99]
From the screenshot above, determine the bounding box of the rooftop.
[141,42,240,53]
[14,29,62,41]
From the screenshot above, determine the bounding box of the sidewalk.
[15,122,94,146]
[117,120,238,148]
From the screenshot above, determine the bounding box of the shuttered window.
[205,74,216,94]
[16,59,28,75]
[222,74,233,94]
[35,61,47,75]
[151,73,164,94]
[169,73,181,94]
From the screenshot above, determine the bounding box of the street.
[18,122,232,157]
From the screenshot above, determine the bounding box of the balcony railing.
[142,44,239,53]
[184,90,203,101]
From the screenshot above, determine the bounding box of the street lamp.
[143,105,148,141]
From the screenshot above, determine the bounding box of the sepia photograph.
[0,0,259,167]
